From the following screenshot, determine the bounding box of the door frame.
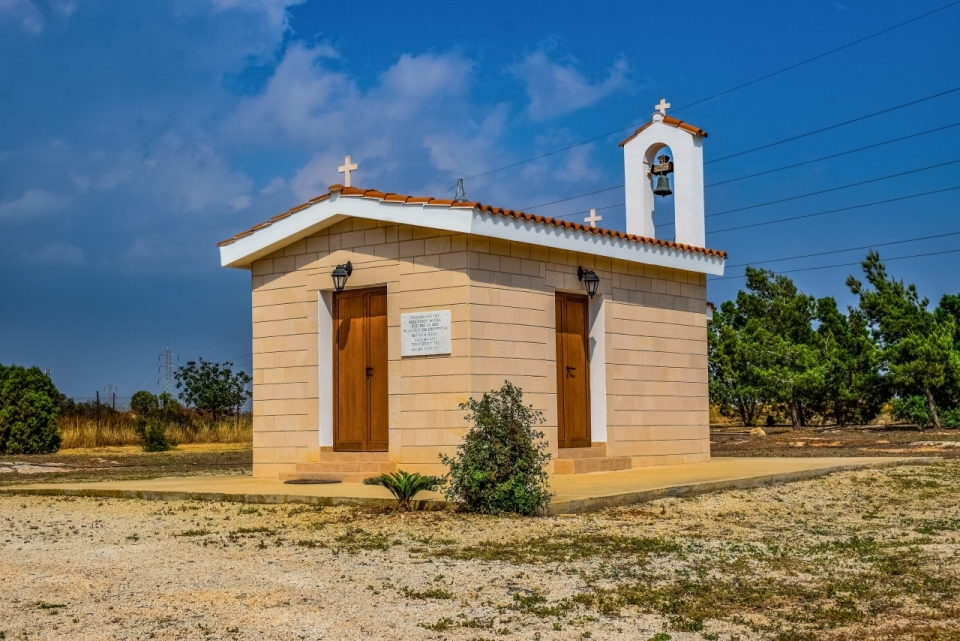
[332,285,389,452]
[555,290,592,449]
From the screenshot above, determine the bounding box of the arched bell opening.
[645,143,676,241]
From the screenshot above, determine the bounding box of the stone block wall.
[249,216,708,478]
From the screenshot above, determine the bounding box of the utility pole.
[159,345,178,397]
[104,382,116,411]
[95,390,101,447]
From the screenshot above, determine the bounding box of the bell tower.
[620,98,708,247]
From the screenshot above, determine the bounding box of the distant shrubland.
[0,358,253,452]
[710,251,960,429]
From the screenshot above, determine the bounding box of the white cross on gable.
[338,155,358,187]
[655,98,671,116]
[584,208,602,227]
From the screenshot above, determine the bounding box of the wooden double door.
[333,287,388,451]
[555,292,592,448]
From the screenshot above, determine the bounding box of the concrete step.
[553,456,632,475]
[556,444,608,460]
[290,452,396,483]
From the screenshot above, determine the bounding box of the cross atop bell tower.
[618,100,708,247]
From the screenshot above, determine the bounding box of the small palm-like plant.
[363,470,443,510]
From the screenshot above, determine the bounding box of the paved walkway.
[0,456,937,514]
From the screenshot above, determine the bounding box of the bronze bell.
[653,174,672,197]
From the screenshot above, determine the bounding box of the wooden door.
[333,287,388,451]
[555,292,591,448]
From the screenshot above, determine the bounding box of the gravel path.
[2,462,959,640]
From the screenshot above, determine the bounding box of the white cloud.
[86,134,253,215]
[24,241,85,266]
[224,44,494,200]
[141,135,253,213]
[209,0,304,26]
[0,0,77,34]
[545,143,600,184]
[423,104,510,180]
[259,176,287,195]
[508,48,632,120]
[0,188,68,219]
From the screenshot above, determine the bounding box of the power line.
[726,229,960,268]
[520,185,624,211]
[549,159,959,225]
[451,2,960,185]
[511,117,960,218]
[672,0,960,115]
[225,351,253,365]
[713,247,960,281]
[705,86,960,165]
[705,121,960,188]
[709,185,960,234]
[130,356,162,392]
[708,158,960,218]
[552,201,625,221]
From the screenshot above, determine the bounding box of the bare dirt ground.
[2,461,959,641]
[711,425,960,459]
[0,444,251,487]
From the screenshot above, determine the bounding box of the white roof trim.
[219,192,725,275]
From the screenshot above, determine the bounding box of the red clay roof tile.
[217,185,726,259]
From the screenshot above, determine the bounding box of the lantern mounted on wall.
[331,261,353,292]
[577,266,600,298]
[651,153,674,197]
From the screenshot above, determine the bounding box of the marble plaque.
[400,310,451,357]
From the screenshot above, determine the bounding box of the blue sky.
[2,0,958,398]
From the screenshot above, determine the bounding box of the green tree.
[175,359,251,421]
[0,364,63,454]
[708,302,766,426]
[814,298,883,426]
[709,267,823,428]
[440,381,552,515]
[848,251,960,430]
[130,390,160,417]
[886,320,960,429]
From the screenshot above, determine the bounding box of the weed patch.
[433,533,681,564]
[508,591,574,618]
[400,586,453,600]
[335,528,393,553]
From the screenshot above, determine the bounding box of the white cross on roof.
[584,208,602,227]
[338,155,358,187]
[655,98,671,116]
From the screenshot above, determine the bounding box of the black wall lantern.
[577,266,600,298]
[331,261,353,292]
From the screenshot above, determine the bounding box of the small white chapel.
[218,99,725,481]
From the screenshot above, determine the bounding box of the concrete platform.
[0,457,938,515]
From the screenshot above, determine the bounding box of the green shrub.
[941,408,960,429]
[136,418,175,452]
[363,470,442,510]
[0,364,62,454]
[130,390,160,417]
[440,380,552,515]
[891,395,931,430]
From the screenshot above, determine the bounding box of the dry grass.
[2,462,958,639]
[58,415,252,449]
